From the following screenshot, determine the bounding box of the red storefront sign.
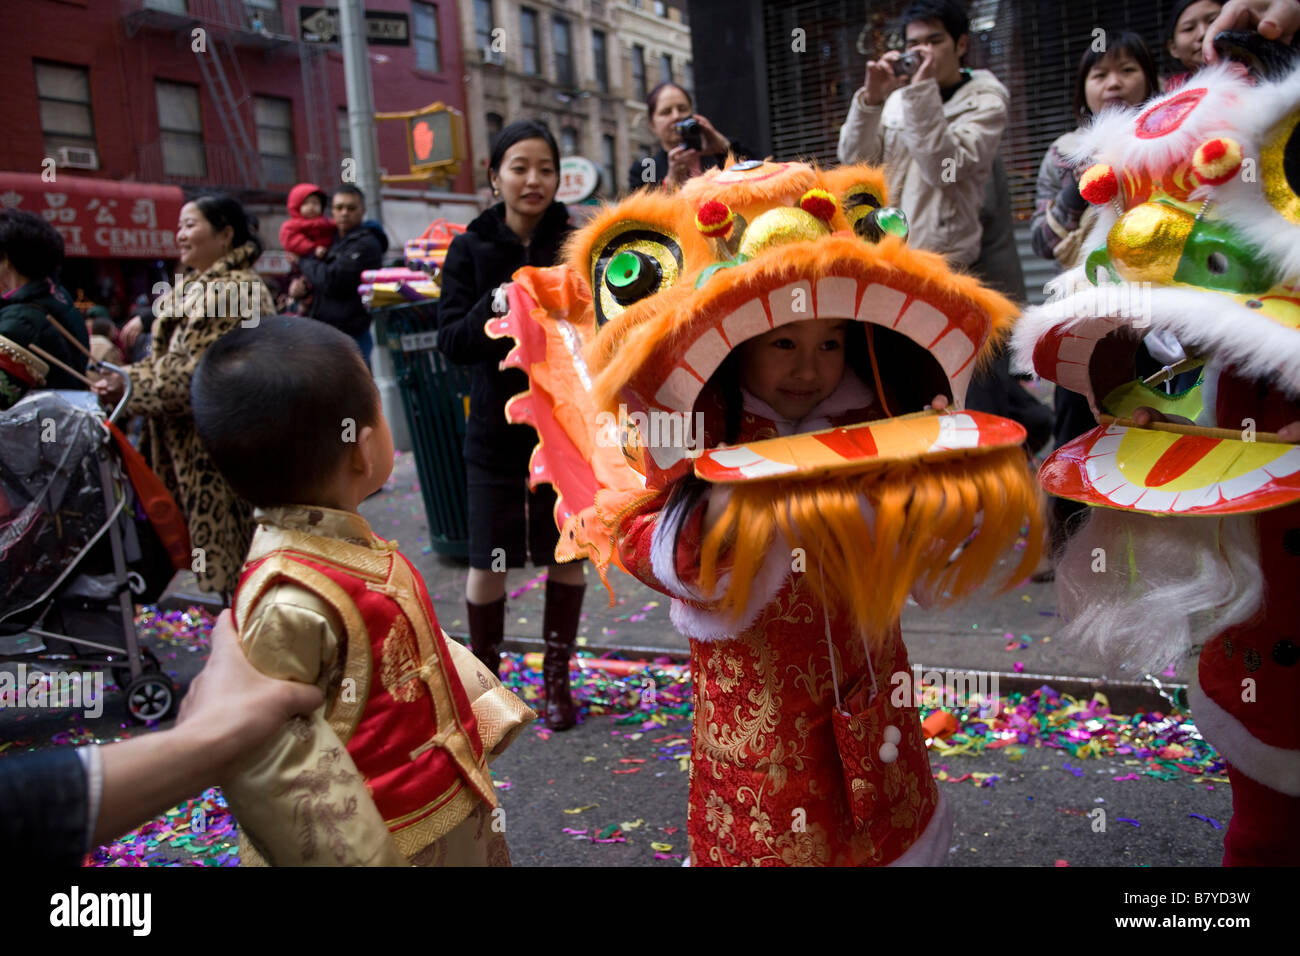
[0,173,184,259]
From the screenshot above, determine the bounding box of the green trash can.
[372,302,472,559]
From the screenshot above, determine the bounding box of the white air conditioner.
[57,146,99,170]
[481,48,504,65]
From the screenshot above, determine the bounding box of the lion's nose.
[736,207,831,259]
[1107,201,1194,283]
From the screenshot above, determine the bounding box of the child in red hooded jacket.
[279,183,336,259]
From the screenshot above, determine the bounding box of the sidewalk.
[343,451,1195,711]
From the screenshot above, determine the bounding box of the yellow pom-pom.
[1192,137,1243,186]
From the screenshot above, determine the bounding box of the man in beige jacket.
[837,0,1008,268]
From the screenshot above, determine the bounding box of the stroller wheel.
[125,673,176,723]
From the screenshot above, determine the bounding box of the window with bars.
[592,30,609,93]
[520,8,540,76]
[553,16,573,87]
[34,61,96,159]
[255,95,295,184]
[631,44,647,101]
[156,80,204,178]
[413,2,441,72]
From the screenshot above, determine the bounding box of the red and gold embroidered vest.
[235,530,497,857]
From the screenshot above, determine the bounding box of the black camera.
[675,117,703,152]
[892,51,921,77]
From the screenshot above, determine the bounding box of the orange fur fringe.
[696,447,1043,647]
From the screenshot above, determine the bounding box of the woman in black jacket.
[436,120,585,730]
[626,82,750,193]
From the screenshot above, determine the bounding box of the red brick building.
[0,0,472,310]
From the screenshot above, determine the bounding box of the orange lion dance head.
[490,159,1042,643]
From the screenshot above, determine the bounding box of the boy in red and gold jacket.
[192,318,532,866]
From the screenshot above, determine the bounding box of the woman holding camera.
[626,82,750,193]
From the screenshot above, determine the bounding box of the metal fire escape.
[123,0,340,195]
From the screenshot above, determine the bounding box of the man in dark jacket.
[294,184,385,365]
[0,209,89,401]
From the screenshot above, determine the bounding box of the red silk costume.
[233,517,500,860]
[616,387,948,866]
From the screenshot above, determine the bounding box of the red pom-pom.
[695,200,734,238]
[798,188,838,222]
[1078,164,1119,205]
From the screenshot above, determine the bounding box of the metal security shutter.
[763,0,870,167]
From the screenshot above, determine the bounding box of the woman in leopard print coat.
[95,194,276,597]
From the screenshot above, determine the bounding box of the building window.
[520,8,539,76]
[474,0,497,62]
[155,80,204,178]
[553,16,573,87]
[592,30,609,94]
[337,108,352,159]
[659,53,672,85]
[601,134,616,196]
[682,60,693,98]
[34,61,96,161]
[561,127,579,156]
[254,95,295,184]
[631,44,647,101]
[413,2,441,72]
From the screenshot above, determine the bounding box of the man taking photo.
[837,0,1008,269]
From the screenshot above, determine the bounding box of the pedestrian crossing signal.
[375,103,466,186]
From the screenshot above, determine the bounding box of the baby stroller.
[0,366,187,722]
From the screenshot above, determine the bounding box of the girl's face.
[1084,51,1149,114]
[1168,0,1222,70]
[176,202,233,273]
[737,319,848,422]
[490,138,558,219]
[650,86,694,150]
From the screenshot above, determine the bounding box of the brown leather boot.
[541,579,586,730]
[467,596,506,678]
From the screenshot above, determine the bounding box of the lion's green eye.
[605,250,661,304]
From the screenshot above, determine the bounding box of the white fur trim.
[1188,674,1300,797]
[649,493,707,602]
[669,530,792,641]
[889,792,952,866]
[1012,284,1300,407]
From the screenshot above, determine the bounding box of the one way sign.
[298,6,410,45]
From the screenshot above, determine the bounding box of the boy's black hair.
[0,208,65,281]
[899,0,970,46]
[191,318,380,508]
[1073,30,1159,119]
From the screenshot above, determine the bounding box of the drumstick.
[1099,413,1290,444]
[41,313,96,362]
[27,342,97,389]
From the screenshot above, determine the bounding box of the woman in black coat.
[436,120,585,730]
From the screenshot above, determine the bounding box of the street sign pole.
[338,0,383,224]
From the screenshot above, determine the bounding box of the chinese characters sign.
[0,173,184,259]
